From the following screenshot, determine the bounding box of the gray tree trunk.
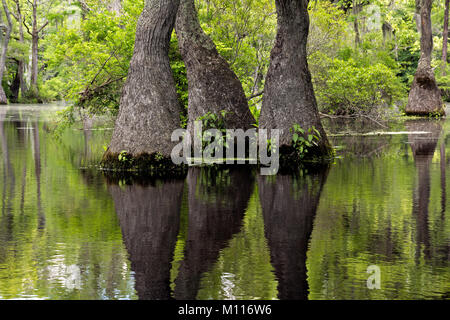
[175,0,254,135]
[442,0,449,76]
[105,0,182,158]
[14,0,28,97]
[406,0,445,116]
[0,0,12,104]
[259,0,331,156]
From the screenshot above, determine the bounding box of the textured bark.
[259,0,331,155]
[407,120,442,260]
[406,0,444,116]
[175,0,254,135]
[443,0,449,76]
[14,0,28,97]
[109,180,184,300]
[0,0,12,104]
[258,168,328,300]
[174,168,254,300]
[106,0,182,157]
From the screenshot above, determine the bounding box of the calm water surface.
[0,104,449,300]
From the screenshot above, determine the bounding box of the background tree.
[0,0,12,104]
[406,0,444,116]
[442,0,449,76]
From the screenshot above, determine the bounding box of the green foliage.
[312,53,406,116]
[290,124,321,159]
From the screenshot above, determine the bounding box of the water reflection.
[174,168,254,300]
[1,105,450,300]
[258,169,329,300]
[108,179,184,300]
[407,120,442,260]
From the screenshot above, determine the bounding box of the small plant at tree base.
[197,110,231,152]
[290,124,321,160]
[118,150,132,164]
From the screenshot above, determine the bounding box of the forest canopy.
[0,0,449,122]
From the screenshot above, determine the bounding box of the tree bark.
[14,0,28,97]
[30,0,39,95]
[406,0,445,116]
[0,0,12,104]
[175,0,254,135]
[259,0,331,156]
[105,0,182,158]
[443,0,449,76]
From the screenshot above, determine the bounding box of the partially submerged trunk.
[0,0,12,104]
[175,0,254,135]
[105,0,182,159]
[259,0,331,157]
[406,0,444,116]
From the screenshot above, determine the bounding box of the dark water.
[0,105,449,300]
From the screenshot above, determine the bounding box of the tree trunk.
[443,0,449,76]
[30,0,39,96]
[105,0,182,158]
[259,0,331,156]
[175,0,254,135]
[406,0,445,116]
[0,0,12,105]
[14,0,28,97]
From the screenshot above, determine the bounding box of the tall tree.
[443,0,449,76]
[406,0,444,116]
[0,0,12,104]
[23,0,51,97]
[12,0,28,98]
[104,0,182,159]
[259,0,331,157]
[175,0,254,135]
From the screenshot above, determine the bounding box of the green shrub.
[312,53,406,115]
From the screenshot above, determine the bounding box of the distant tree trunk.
[104,0,182,158]
[23,0,49,98]
[443,0,449,76]
[259,0,331,156]
[353,0,360,48]
[13,0,28,97]
[175,0,254,135]
[0,0,12,105]
[406,0,444,116]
